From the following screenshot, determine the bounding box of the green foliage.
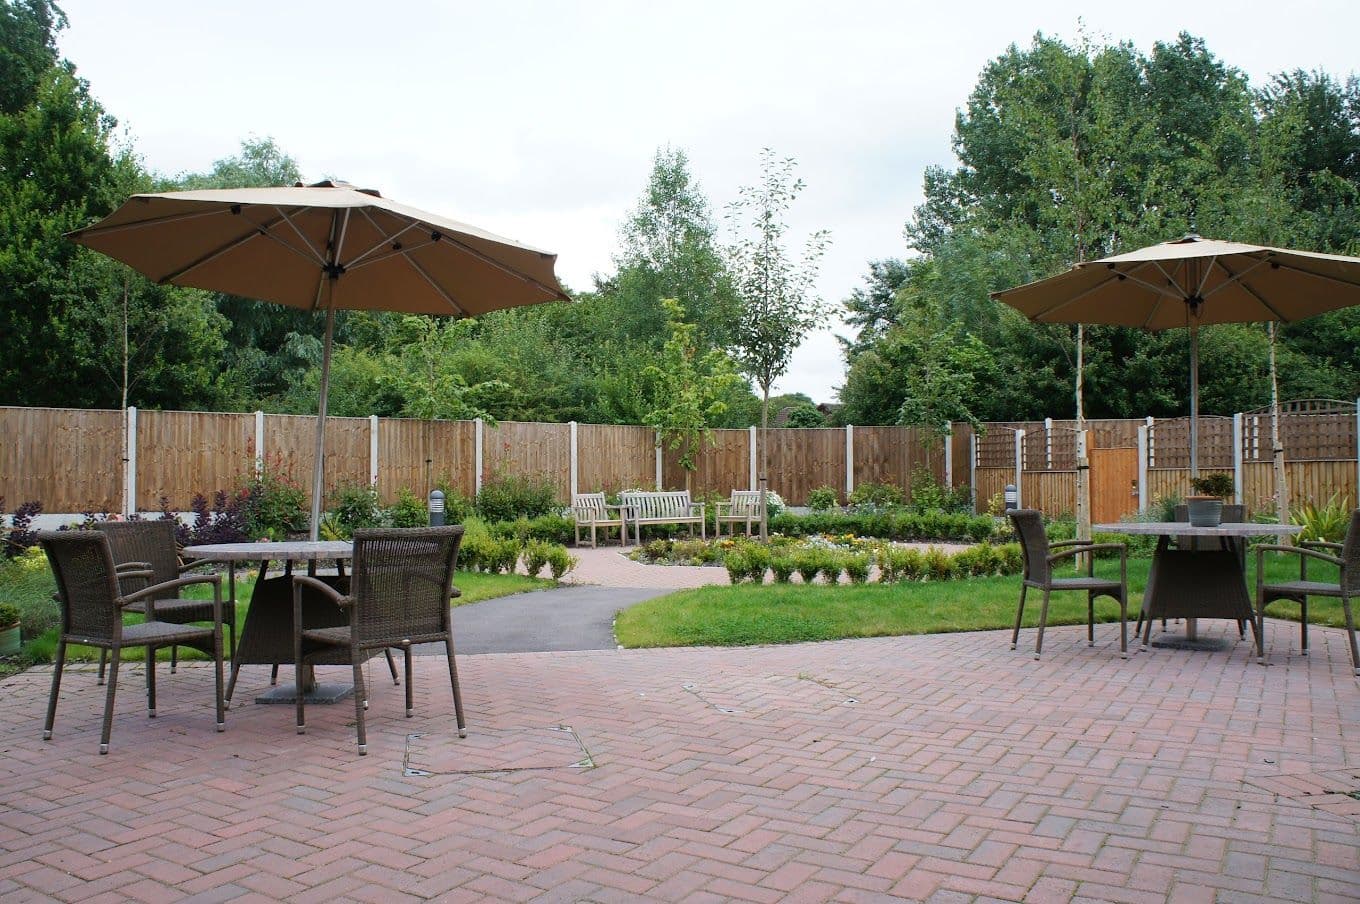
[793,549,821,584]
[1291,492,1353,543]
[770,509,995,543]
[770,555,796,584]
[723,549,749,584]
[522,540,553,578]
[475,474,558,523]
[487,513,574,546]
[329,482,383,537]
[241,469,308,540]
[843,553,871,584]
[908,467,972,514]
[1189,473,1235,498]
[744,543,771,583]
[817,551,844,585]
[807,486,839,512]
[848,481,906,509]
[546,546,577,580]
[389,488,429,528]
[0,600,19,628]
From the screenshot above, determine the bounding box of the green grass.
[4,568,552,669]
[615,553,1350,648]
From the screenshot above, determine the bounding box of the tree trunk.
[759,383,770,542]
[1269,322,1289,543]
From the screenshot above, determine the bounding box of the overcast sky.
[58,1,1360,404]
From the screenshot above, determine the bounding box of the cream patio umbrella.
[68,180,570,538]
[993,234,1360,525]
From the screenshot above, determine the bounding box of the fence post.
[1014,429,1025,508]
[845,424,855,500]
[969,431,978,512]
[254,410,265,478]
[1355,398,1360,502]
[1232,412,1243,505]
[1044,417,1053,469]
[748,425,757,490]
[943,422,953,488]
[369,415,379,488]
[1137,424,1149,513]
[474,418,484,496]
[123,406,137,518]
[654,430,662,490]
[1145,416,1155,468]
[569,421,578,499]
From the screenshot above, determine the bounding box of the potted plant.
[0,602,20,656]
[1186,473,1235,527]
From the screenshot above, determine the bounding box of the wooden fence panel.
[854,426,944,497]
[1147,417,1234,470]
[135,410,255,509]
[482,420,571,502]
[578,424,655,493]
[765,428,843,506]
[1241,461,1357,513]
[1089,419,1140,449]
[376,418,476,503]
[263,414,370,510]
[950,424,973,491]
[1023,471,1077,516]
[0,407,123,512]
[975,468,1012,513]
[664,429,751,498]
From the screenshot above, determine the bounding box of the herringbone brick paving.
[2,621,1358,902]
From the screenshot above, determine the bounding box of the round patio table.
[183,541,354,705]
[1092,521,1302,652]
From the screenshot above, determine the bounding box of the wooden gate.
[1091,447,1138,523]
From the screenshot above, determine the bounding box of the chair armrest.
[1049,539,1095,549]
[1048,542,1125,564]
[121,573,220,605]
[1256,544,1343,569]
[292,574,352,608]
[115,568,155,592]
[116,561,152,572]
[1301,540,1343,552]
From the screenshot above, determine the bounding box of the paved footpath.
[3,619,1358,902]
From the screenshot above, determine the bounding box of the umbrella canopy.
[68,180,570,536]
[994,235,1360,480]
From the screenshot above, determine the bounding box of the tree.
[638,299,742,490]
[725,149,830,538]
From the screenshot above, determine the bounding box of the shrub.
[476,474,558,523]
[848,481,905,509]
[844,552,870,584]
[547,546,577,580]
[389,488,429,528]
[0,601,19,628]
[817,551,844,585]
[770,555,796,583]
[242,471,307,539]
[184,491,250,545]
[489,513,574,545]
[744,543,771,583]
[1189,473,1234,498]
[2,500,41,557]
[640,538,673,562]
[522,540,553,577]
[724,549,749,584]
[793,550,821,584]
[330,482,383,536]
[807,486,838,512]
[898,548,926,580]
[923,546,954,580]
[1291,492,1352,543]
[996,542,1023,575]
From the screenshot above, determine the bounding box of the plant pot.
[0,624,20,656]
[1186,496,1223,527]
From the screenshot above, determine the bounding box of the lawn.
[615,552,1348,648]
[2,567,552,673]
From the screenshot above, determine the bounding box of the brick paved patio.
[3,621,1358,902]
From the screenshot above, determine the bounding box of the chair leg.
[1300,600,1309,656]
[353,657,368,755]
[170,644,178,674]
[225,661,241,704]
[100,649,121,755]
[1246,610,1263,664]
[1034,590,1052,660]
[214,623,225,733]
[444,635,466,738]
[1142,605,1155,651]
[1010,585,1028,650]
[146,646,157,717]
[44,639,67,740]
[385,648,400,686]
[97,648,107,686]
[1340,592,1360,676]
[1087,595,1095,647]
[295,586,306,736]
[404,646,414,717]
[1119,596,1128,659]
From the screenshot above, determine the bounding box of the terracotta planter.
[1186,496,1223,527]
[0,624,19,656]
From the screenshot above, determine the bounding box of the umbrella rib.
[1202,257,1270,299]
[346,234,438,272]
[344,214,424,269]
[401,250,468,316]
[1210,258,1285,321]
[273,206,330,267]
[438,233,566,300]
[157,209,317,284]
[68,207,227,239]
[1269,259,1360,292]
[1029,271,1127,319]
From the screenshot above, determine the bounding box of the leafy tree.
[725,149,830,537]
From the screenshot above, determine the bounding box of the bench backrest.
[621,491,694,519]
[726,490,762,516]
[572,493,614,521]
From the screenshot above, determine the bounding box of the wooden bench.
[619,491,706,544]
[571,493,626,547]
[714,489,763,537]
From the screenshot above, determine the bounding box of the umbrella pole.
[1189,325,1199,480]
[1269,322,1289,535]
[309,302,336,541]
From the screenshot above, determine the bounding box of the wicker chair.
[1008,509,1129,660]
[39,530,225,754]
[292,526,465,755]
[93,520,235,683]
[1255,509,1360,675]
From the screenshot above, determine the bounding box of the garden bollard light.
[428,489,445,527]
[1005,484,1018,511]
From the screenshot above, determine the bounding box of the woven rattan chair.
[1008,509,1129,660]
[39,530,224,754]
[292,526,465,755]
[93,520,235,683]
[1255,508,1360,674]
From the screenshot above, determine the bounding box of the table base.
[254,682,355,705]
[1146,633,1234,653]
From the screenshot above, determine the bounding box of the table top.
[182,540,353,562]
[1091,521,1302,537]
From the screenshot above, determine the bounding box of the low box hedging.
[769,509,996,543]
